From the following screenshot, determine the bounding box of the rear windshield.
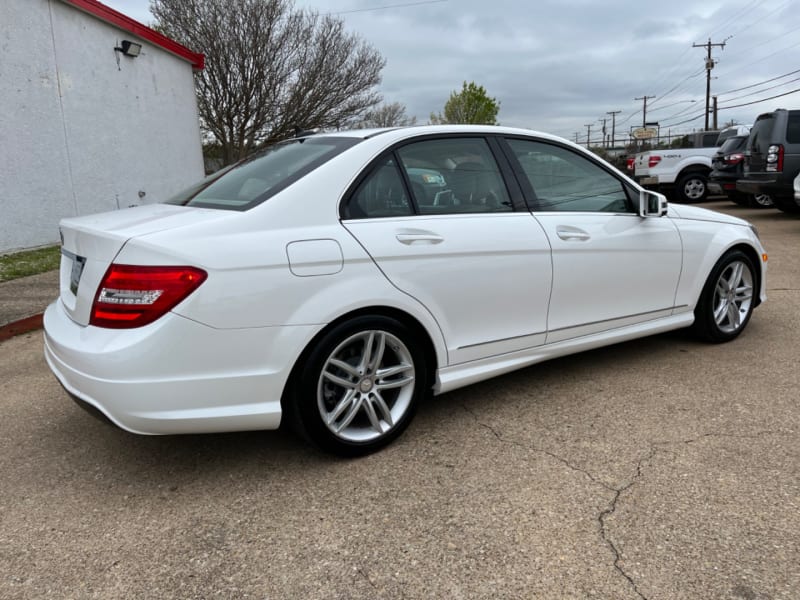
[164,136,361,210]
[719,135,747,154]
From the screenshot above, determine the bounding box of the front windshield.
[164,136,361,211]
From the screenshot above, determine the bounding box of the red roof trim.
[58,0,204,70]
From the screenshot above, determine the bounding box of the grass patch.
[0,245,61,282]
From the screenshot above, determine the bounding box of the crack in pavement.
[459,405,790,600]
[598,447,657,600]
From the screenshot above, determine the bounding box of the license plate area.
[61,248,86,295]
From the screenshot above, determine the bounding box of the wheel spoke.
[714,299,729,324]
[371,391,394,427]
[734,284,753,302]
[328,358,360,378]
[359,331,376,373]
[332,392,362,433]
[327,388,358,425]
[727,262,744,289]
[369,332,386,372]
[362,395,384,433]
[322,369,357,389]
[726,302,741,329]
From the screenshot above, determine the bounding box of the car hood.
[668,204,749,227]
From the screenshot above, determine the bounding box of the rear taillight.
[724,152,744,165]
[626,157,635,171]
[90,265,207,329]
[766,144,784,172]
[648,155,662,168]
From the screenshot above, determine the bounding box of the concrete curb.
[0,313,44,342]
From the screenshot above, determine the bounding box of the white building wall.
[0,0,204,253]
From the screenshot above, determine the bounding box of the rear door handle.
[556,227,590,241]
[396,233,444,245]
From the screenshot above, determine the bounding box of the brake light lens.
[766,144,784,172]
[626,157,635,171]
[648,155,662,168]
[724,152,744,165]
[90,265,207,329]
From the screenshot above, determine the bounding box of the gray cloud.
[107,0,800,141]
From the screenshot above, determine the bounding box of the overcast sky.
[104,0,800,144]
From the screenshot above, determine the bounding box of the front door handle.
[396,233,444,245]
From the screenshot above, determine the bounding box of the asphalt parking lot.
[1,200,798,599]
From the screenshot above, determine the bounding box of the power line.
[717,67,800,96]
[322,0,447,15]
[718,85,800,109]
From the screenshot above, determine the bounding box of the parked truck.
[634,126,749,202]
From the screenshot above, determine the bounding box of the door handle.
[396,233,444,245]
[556,228,590,241]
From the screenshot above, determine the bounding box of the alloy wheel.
[712,260,754,334]
[317,330,416,442]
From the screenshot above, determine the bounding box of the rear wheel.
[676,172,708,203]
[751,193,774,208]
[289,316,427,456]
[691,250,756,343]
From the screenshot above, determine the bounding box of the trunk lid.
[58,204,226,326]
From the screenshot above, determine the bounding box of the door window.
[396,138,513,214]
[506,139,633,213]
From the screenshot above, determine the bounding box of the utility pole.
[574,132,580,144]
[712,95,718,129]
[634,96,655,127]
[607,110,621,148]
[584,123,593,148]
[693,37,726,130]
[598,118,608,148]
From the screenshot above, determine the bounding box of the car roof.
[305,124,572,146]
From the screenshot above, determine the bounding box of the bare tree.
[151,0,386,165]
[354,102,417,128]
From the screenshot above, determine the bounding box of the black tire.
[675,172,708,203]
[729,192,750,207]
[770,195,800,214]
[691,250,756,343]
[288,315,428,456]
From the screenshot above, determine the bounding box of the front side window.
[165,137,360,210]
[506,139,632,212]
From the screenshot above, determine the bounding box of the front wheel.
[676,172,708,203]
[691,250,756,343]
[289,316,428,456]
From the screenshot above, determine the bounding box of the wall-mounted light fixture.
[114,40,142,57]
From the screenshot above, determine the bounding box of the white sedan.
[44,125,768,455]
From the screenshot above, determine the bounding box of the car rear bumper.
[736,177,793,199]
[43,300,318,435]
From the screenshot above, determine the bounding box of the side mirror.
[639,189,668,217]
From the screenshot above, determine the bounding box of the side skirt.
[434,312,695,395]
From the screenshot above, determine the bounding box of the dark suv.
[737,108,800,213]
[709,135,773,208]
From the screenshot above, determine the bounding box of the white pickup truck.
[634,126,749,202]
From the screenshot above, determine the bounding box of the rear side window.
[164,137,360,210]
[786,112,800,144]
[396,138,512,214]
[342,136,513,218]
[748,114,776,154]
